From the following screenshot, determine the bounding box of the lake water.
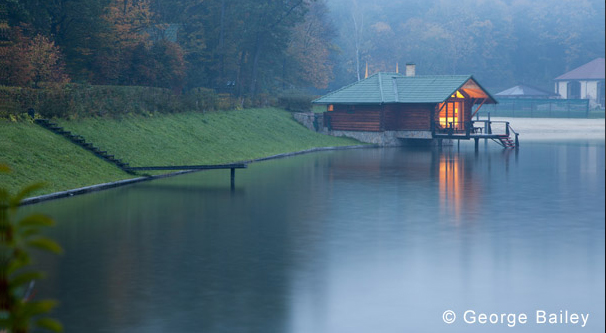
[24,140,604,333]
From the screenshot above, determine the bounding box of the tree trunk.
[236,50,247,96]
[219,0,226,79]
[351,1,363,81]
[249,33,262,97]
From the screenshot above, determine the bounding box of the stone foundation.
[293,112,317,131]
[323,130,398,146]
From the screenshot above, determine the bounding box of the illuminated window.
[327,105,334,112]
[450,91,465,99]
[438,102,462,129]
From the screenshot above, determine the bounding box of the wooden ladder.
[496,134,516,148]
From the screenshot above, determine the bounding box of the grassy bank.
[0,108,359,196]
[0,121,129,194]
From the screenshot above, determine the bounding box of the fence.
[477,98,593,118]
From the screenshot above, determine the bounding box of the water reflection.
[435,148,489,225]
[438,151,465,223]
[24,142,605,333]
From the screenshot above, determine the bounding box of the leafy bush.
[277,91,314,112]
[183,88,219,112]
[0,165,63,332]
[0,85,244,119]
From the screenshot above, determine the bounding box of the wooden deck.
[434,120,519,148]
[434,133,507,139]
[125,164,247,171]
[126,163,248,188]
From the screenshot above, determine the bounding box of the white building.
[554,58,605,109]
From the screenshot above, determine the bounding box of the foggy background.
[326,0,605,92]
[2,0,604,95]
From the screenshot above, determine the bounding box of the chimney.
[405,63,416,77]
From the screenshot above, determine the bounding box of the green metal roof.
[313,73,496,104]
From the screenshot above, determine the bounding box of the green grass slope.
[1,108,359,196]
[0,121,129,195]
[54,108,358,166]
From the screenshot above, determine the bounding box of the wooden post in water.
[485,112,490,146]
[230,168,235,189]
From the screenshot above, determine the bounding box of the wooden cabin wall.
[325,105,382,131]
[383,104,432,131]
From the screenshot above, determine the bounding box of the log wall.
[325,105,382,131]
[324,103,438,132]
[384,104,432,131]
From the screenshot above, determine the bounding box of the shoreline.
[20,144,375,206]
[19,117,605,206]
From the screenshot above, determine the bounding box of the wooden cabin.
[313,71,497,139]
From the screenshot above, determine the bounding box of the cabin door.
[438,101,464,131]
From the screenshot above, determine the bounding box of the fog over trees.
[327,0,605,92]
[1,0,604,95]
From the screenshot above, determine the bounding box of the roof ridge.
[392,77,399,102]
[378,73,384,103]
[311,72,383,103]
[312,74,495,105]
[554,57,605,80]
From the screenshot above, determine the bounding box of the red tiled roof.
[554,58,605,80]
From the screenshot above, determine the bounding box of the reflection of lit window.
[327,104,334,112]
[437,152,481,225]
[439,155,462,222]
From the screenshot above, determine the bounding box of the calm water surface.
[25,141,605,332]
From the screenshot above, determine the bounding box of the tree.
[236,0,310,96]
[0,26,69,88]
[27,35,70,88]
[5,0,111,81]
[0,27,33,87]
[174,0,210,88]
[103,0,153,49]
[95,0,153,84]
[284,0,336,89]
[149,40,186,91]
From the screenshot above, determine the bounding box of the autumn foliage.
[1,0,336,97]
[0,27,69,88]
[2,1,188,93]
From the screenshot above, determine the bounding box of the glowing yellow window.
[439,102,461,129]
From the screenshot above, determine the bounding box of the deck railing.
[433,120,468,135]
[433,119,520,147]
[472,120,519,146]
[506,122,520,147]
